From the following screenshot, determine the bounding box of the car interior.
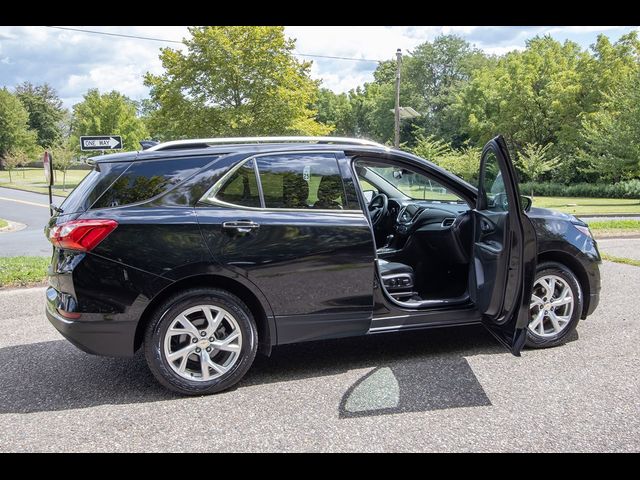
[353,158,475,309]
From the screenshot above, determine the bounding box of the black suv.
[45,136,601,395]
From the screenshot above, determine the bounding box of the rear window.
[91,156,211,209]
[59,162,130,214]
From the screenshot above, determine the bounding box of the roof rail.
[145,136,388,152]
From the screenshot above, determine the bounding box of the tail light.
[49,219,118,252]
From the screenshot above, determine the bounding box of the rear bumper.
[46,287,137,357]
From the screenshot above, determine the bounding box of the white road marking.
[0,196,49,209]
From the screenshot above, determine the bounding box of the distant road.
[0,187,58,256]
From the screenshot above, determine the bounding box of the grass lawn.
[0,218,7,229]
[588,219,640,238]
[601,253,640,267]
[0,167,90,197]
[0,256,49,288]
[532,196,640,215]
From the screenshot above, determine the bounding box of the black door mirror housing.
[521,195,532,212]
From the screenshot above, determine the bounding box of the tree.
[71,89,148,154]
[412,133,452,162]
[0,88,37,163]
[515,143,561,196]
[51,141,76,190]
[15,82,66,148]
[2,149,30,183]
[143,26,331,139]
[578,74,640,182]
[453,36,590,159]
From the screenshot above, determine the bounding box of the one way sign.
[80,135,123,151]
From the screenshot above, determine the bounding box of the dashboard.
[385,198,473,264]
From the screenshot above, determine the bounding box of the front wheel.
[525,262,583,349]
[144,288,258,395]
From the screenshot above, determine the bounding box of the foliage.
[15,82,65,148]
[515,143,561,196]
[0,256,49,288]
[521,179,640,199]
[0,88,38,160]
[51,141,77,190]
[411,133,452,161]
[1,148,31,182]
[434,145,482,186]
[144,26,331,139]
[578,73,640,182]
[71,89,148,154]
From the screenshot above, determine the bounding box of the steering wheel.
[368,193,389,227]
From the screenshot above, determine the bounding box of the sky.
[0,26,638,109]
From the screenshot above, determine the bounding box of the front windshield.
[367,166,465,203]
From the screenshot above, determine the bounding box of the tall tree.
[71,89,148,153]
[0,88,37,161]
[144,26,331,139]
[578,73,640,182]
[14,82,65,148]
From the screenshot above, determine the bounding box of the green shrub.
[520,179,640,199]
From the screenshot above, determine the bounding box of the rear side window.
[92,156,211,209]
[214,159,261,208]
[60,162,130,214]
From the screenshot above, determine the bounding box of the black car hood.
[527,206,582,224]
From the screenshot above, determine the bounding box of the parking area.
[0,260,637,452]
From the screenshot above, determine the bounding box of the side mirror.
[393,170,403,180]
[521,195,532,212]
[363,190,374,203]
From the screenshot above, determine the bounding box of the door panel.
[471,136,537,355]
[196,152,376,344]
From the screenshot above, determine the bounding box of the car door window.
[256,154,347,210]
[480,152,509,212]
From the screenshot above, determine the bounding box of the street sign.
[43,151,53,186]
[80,135,123,151]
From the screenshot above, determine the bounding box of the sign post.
[43,151,54,216]
[80,135,123,152]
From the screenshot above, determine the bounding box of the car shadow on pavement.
[0,324,554,415]
[244,324,505,418]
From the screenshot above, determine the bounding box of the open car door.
[470,135,537,356]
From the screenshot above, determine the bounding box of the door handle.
[480,218,494,233]
[222,221,260,233]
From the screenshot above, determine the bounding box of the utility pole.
[394,48,402,148]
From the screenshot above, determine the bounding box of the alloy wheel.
[163,305,242,381]
[528,274,575,338]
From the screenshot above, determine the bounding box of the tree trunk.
[8,169,12,183]
[63,170,67,191]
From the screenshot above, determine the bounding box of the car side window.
[91,156,211,209]
[481,151,509,212]
[256,154,347,210]
[212,159,261,208]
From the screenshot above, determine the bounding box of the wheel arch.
[536,250,590,319]
[134,274,275,355]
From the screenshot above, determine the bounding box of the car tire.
[144,287,258,395]
[525,261,583,349]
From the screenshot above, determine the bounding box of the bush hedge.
[520,180,640,199]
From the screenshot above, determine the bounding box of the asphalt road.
[597,238,640,261]
[0,260,637,452]
[0,187,58,256]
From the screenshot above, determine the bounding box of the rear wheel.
[525,262,583,349]
[144,288,257,395]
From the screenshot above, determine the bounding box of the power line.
[44,26,385,63]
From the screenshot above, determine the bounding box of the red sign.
[43,151,53,186]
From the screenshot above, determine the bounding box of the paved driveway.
[0,260,637,452]
[0,188,57,256]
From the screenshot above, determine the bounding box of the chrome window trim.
[198,150,364,214]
